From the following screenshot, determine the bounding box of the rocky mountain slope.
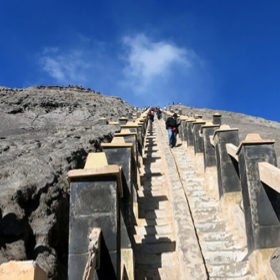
[0,86,135,279]
[1,88,280,279]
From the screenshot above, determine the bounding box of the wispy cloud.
[40,48,91,85]
[36,33,213,106]
[117,33,213,106]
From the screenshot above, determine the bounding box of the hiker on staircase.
[166,113,180,148]
[148,110,154,128]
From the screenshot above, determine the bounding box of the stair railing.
[67,109,149,280]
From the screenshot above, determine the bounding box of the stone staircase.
[134,123,180,279]
[169,127,254,280]
[133,118,260,279]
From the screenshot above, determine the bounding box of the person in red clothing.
[165,113,180,147]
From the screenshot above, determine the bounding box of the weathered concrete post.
[120,123,143,157]
[201,124,220,168]
[194,114,203,119]
[192,120,206,175]
[201,123,220,198]
[98,117,108,125]
[114,131,141,220]
[68,153,122,280]
[237,134,280,253]
[179,116,188,142]
[213,126,241,198]
[119,117,128,125]
[192,121,206,154]
[101,141,136,280]
[185,118,196,150]
[212,113,222,125]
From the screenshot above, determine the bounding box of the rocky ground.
[0,86,135,279]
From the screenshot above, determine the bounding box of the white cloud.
[36,33,213,107]
[121,34,194,95]
[40,49,91,85]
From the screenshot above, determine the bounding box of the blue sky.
[1,0,280,121]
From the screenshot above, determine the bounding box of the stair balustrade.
[67,110,149,280]
[163,109,280,261]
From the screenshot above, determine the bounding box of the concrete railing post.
[212,113,222,125]
[213,126,241,198]
[193,121,206,154]
[185,118,196,149]
[68,153,122,280]
[98,117,108,125]
[120,123,143,158]
[119,118,128,125]
[178,116,188,142]
[237,134,280,253]
[194,114,203,119]
[101,141,136,280]
[201,124,220,168]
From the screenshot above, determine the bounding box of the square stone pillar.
[101,143,136,279]
[101,143,137,233]
[213,126,241,198]
[212,113,222,125]
[185,118,196,148]
[192,121,206,154]
[201,124,220,168]
[68,163,122,280]
[237,134,280,253]
[119,118,128,125]
[179,116,188,142]
[98,118,108,125]
[120,123,143,157]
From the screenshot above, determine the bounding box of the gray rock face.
[0,86,134,279]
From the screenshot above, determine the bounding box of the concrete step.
[134,233,175,244]
[204,249,248,265]
[135,265,180,280]
[137,190,168,197]
[194,216,220,224]
[135,224,173,236]
[135,251,178,269]
[140,167,163,175]
[187,190,209,197]
[195,222,226,233]
[210,275,254,280]
[140,185,167,191]
[207,261,249,278]
[200,240,245,251]
[192,201,219,208]
[135,266,180,280]
[138,200,170,210]
[137,217,172,226]
[134,240,176,254]
[192,207,219,215]
[141,176,165,185]
[143,209,172,219]
[198,230,233,241]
